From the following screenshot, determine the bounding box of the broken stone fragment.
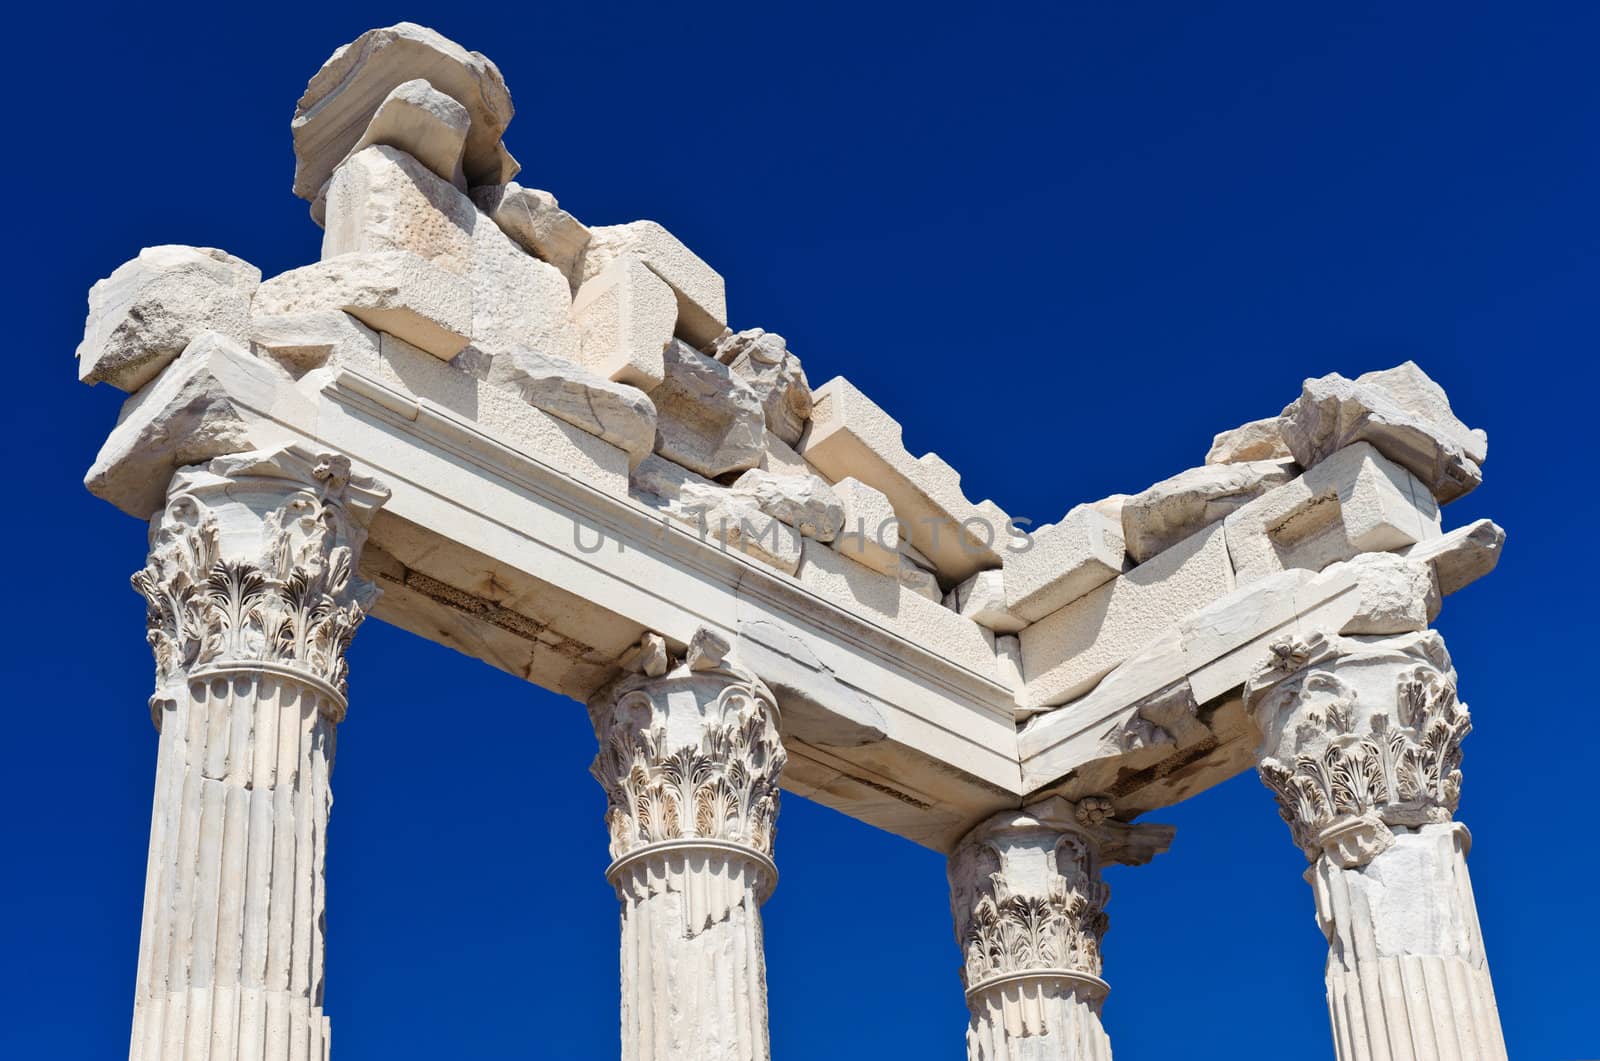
[650,340,764,478]
[709,328,813,446]
[1334,552,1441,635]
[250,310,379,377]
[496,347,656,468]
[337,78,469,205]
[1206,415,1292,464]
[582,221,727,347]
[730,469,844,541]
[569,256,675,389]
[255,250,473,360]
[322,145,578,367]
[1280,362,1487,503]
[1401,518,1504,597]
[293,22,518,214]
[1121,459,1297,564]
[944,569,1027,633]
[630,455,801,573]
[471,183,591,290]
[85,332,298,517]
[77,246,260,392]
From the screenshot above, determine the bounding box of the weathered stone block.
[1223,441,1441,586]
[799,376,1007,583]
[256,250,473,360]
[1003,504,1126,623]
[828,476,900,576]
[1020,523,1235,710]
[1206,415,1291,464]
[1281,362,1486,503]
[582,220,727,347]
[293,22,518,212]
[710,328,813,446]
[570,256,675,389]
[495,348,656,468]
[85,332,299,517]
[730,468,844,542]
[78,246,260,392]
[344,78,469,192]
[472,182,590,289]
[651,340,764,478]
[1121,459,1296,563]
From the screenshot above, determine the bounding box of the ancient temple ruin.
[76,23,1507,1061]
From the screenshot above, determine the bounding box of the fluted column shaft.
[590,631,786,1061]
[127,448,386,1061]
[948,797,1173,1061]
[1248,631,1506,1061]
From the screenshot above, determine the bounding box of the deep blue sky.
[7,2,1596,1058]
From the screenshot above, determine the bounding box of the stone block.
[1281,362,1486,503]
[1402,518,1505,596]
[581,220,727,347]
[651,340,764,478]
[759,430,813,478]
[569,256,674,389]
[250,310,380,377]
[796,537,901,620]
[730,468,844,541]
[895,585,999,678]
[255,250,472,360]
[629,455,800,573]
[494,348,656,468]
[1121,459,1296,563]
[1003,504,1126,623]
[322,145,578,367]
[472,182,590,289]
[1019,523,1235,710]
[798,376,1008,583]
[828,476,900,576]
[945,569,1027,633]
[85,332,300,517]
[1223,441,1441,586]
[1336,553,1440,635]
[292,22,518,212]
[344,78,468,193]
[709,328,813,446]
[1206,415,1291,464]
[78,246,259,392]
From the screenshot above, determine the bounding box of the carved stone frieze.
[132,447,388,706]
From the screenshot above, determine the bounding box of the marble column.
[948,796,1173,1061]
[127,447,387,1061]
[589,629,786,1061]
[1246,630,1507,1061]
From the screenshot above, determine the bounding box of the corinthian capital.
[589,629,786,870]
[1245,629,1470,868]
[949,796,1173,1001]
[131,446,389,708]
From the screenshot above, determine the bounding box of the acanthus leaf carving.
[591,637,786,863]
[1257,661,1470,868]
[132,449,383,699]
